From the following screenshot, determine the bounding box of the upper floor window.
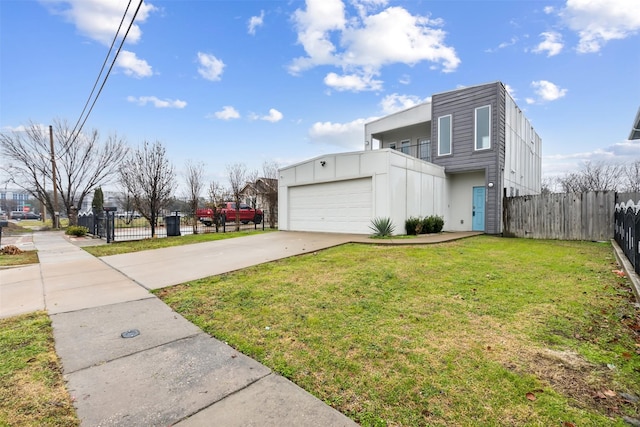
[438,115,452,156]
[419,138,431,162]
[389,142,396,150]
[400,140,410,155]
[475,105,491,150]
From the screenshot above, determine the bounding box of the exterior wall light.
[488,182,494,188]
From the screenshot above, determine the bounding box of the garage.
[288,178,372,234]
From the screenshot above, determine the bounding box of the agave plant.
[369,217,395,237]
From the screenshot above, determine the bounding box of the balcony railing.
[385,140,432,163]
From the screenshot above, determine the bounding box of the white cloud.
[212,106,240,120]
[127,96,186,108]
[249,109,283,123]
[485,36,519,54]
[543,6,555,14]
[197,52,225,81]
[559,0,640,53]
[504,84,517,100]
[532,31,564,56]
[543,139,640,177]
[324,72,383,92]
[116,50,152,78]
[289,1,459,91]
[529,80,567,103]
[248,10,265,35]
[379,93,430,114]
[261,108,284,123]
[41,0,157,46]
[308,117,374,149]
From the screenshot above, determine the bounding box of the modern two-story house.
[278,81,542,235]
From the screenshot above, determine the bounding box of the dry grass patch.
[0,246,39,267]
[156,236,640,426]
[0,312,78,426]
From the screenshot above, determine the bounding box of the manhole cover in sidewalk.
[121,329,140,338]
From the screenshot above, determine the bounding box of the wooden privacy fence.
[503,191,615,241]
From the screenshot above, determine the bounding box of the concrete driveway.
[100,231,365,290]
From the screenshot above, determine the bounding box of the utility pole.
[49,125,59,228]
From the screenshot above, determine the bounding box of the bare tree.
[208,179,227,207]
[226,163,247,231]
[540,176,556,195]
[0,119,128,225]
[262,161,279,228]
[623,160,640,192]
[556,161,621,193]
[207,179,228,231]
[184,160,205,234]
[245,169,259,208]
[119,141,175,238]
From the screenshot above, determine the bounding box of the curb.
[611,239,640,303]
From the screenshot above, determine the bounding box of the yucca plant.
[369,217,395,237]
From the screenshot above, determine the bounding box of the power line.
[66,0,134,144]
[63,0,144,152]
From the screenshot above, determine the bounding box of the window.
[400,139,410,155]
[475,105,491,150]
[389,143,396,150]
[419,138,431,162]
[438,115,452,156]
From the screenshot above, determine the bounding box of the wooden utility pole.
[49,125,59,228]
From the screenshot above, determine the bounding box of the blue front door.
[472,186,485,231]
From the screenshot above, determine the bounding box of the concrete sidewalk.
[1,230,477,426]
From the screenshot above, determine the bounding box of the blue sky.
[1,0,639,188]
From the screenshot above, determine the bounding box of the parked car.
[10,211,41,220]
[196,202,263,226]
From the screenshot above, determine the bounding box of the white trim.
[475,105,491,151]
[438,115,452,156]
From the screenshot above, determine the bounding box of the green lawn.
[0,250,39,267]
[156,236,640,426]
[83,229,276,257]
[0,312,78,426]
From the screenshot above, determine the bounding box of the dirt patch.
[524,348,637,417]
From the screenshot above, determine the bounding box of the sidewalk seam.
[171,371,274,425]
[60,331,204,375]
[93,255,153,291]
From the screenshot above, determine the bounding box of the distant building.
[0,187,35,214]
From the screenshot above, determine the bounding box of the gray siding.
[431,82,506,234]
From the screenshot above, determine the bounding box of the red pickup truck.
[196,202,263,226]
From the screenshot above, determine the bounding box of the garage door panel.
[289,178,372,233]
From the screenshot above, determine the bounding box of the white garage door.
[288,178,372,234]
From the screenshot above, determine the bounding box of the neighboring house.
[239,178,278,210]
[278,81,542,235]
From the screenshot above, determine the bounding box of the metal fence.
[79,210,274,242]
[614,199,640,276]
